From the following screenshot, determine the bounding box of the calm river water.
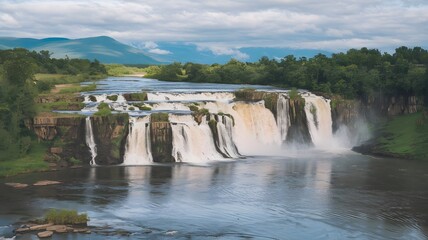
[1,150,428,239]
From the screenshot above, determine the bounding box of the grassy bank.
[105,64,146,76]
[0,141,50,178]
[35,73,105,84]
[375,112,428,159]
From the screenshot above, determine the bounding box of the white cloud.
[198,45,249,60]
[148,48,172,55]
[0,0,427,51]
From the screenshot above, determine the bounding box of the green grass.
[0,141,49,178]
[35,73,105,84]
[378,112,428,159]
[36,102,85,112]
[94,102,112,116]
[151,113,169,122]
[105,64,146,76]
[59,83,97,94]
[45,209,88,225]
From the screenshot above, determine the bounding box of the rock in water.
[46,225,67,233]
[15,227,30,233]
[5,183,28,188]
[33,180,61,186]
[29,223,54,231]
[37,231,53,238]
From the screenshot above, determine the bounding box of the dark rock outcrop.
[91,114,129,165]
[150,122,174,163]
[286,98,312,145]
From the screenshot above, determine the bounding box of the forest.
[146,46,428,105]
[0,48,106,162]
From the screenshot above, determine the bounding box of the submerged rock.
[33,180,61,186]
[37,231,53,238]
[15,227,30,233]
[46,225,67,233]
[5,183,28,189]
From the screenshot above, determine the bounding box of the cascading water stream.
[303,93,333,148]
[201,100,281,154]
[277,94,290,142]
[213,115,240,158]
[170,114,225,163]
[85,117,97,166]
[123,116,153,165]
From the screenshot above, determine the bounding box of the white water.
[85,117,97,166]
[147,92,234,102]
[303,93,333,148]
[277,94,290,142]
[201,101,281,154]
[213,115,240,158]
[169,114,225,163]
[123,116,153,165]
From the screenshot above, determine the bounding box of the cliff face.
[331,98,363,133]
[364,94,423,116]
[286,98,312,145]
[29,115,91,168]
[150,122,173,163]
[91,114,129,165]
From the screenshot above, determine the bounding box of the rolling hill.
[0,36,160,64]
[0,36,331,64]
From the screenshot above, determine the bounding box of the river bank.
[354,111,428,160]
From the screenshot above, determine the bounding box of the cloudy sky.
[1,0,427,52]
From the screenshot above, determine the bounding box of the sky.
[1,0,427,54]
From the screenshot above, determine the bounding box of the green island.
[1,46,428,177]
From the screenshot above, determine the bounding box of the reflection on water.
[1,152,428,239]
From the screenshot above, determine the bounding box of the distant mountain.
[0,36,331,64]
[0,36,160,64]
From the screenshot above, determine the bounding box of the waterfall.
[214,115,240,158]
[147,92,234,101]
[202,101,281,154]
[277,94,290,142]
[170,114,225,163]
[303,93,333,148]
[85,117,97,166]
[123,116,153,165]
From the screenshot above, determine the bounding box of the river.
[1,151,428,239]
[1,77,427,239]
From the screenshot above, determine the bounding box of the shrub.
[89,95,97,102]
[107,95,118,101]
[45,209,88,225]
[189,105,199,112]
[95,103,112,116]
[151,113,169,122]
[129,92,147,101]
[140,106,152,111]
[288,88,300,100]
[234,88,256,101]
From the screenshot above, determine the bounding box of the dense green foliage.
[94,102,112,116]
[0,48,106,162]
[45,209,88,225]
[147,47,428,103]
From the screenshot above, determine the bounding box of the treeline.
[147,46,428,103]
[0,48,106,161]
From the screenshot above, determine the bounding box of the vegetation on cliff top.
[0,48,106,175]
